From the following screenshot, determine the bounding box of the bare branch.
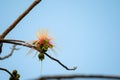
[1,39,26,43]
[0,39,76,70]
[44,53,77,70]
[0,68,13,77]
[0,44,17,60]
[37,74,120,80]
[0,39,34,48]
[1,0,41,38]
[0,0,41,53]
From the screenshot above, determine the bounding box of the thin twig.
[37,74,120,80]
[0,39,76,70]
[0,39,34,48]
[44,53,77,70]
[0,44,17,60]
[5,39,26,43]
[0,68,13,77]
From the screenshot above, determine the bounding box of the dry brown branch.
[37,74,120,80]
[0,0,41,38]
[0,39,77,70]
[0,0,41,53]
[0,44,17,60]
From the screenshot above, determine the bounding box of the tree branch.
[0,44,17,60]
[0,39,34,48]
[0,0,41,53]
[0,0,41,38]
[0,39,76,70]
[37,74,120,80]
[0,68,13,78]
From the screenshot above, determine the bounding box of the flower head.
[33,30,54,53]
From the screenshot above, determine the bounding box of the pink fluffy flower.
[33,30,54,53]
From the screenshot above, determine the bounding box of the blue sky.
[0,0,120,80]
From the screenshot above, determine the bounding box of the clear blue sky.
[0,0,120,80]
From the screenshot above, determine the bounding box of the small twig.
[37,74,120,80]
[0,68,13,77]
[0,39,34,48]
[0,44,17,60]
[44,53,77,70]
[5,39,26,43]
[0,39,76,70]
[1,39,26,43]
